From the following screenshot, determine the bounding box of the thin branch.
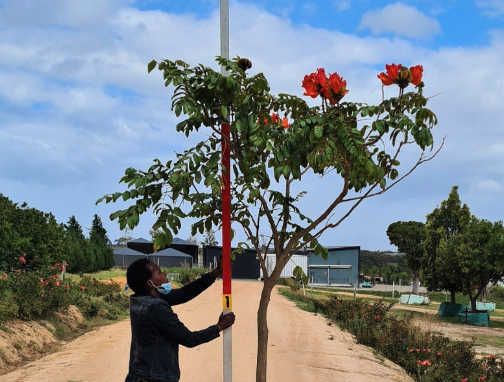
[341,137,445,203]
[312,138,445,239]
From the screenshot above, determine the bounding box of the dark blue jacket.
[128,273,220,381]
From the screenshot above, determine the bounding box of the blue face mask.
[151,281,172,295]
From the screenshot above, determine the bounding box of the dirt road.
[2,280,411,382]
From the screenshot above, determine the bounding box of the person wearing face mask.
[124,257,235,382]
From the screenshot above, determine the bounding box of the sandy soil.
[2,280,412,382]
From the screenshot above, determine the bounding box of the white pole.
[392,280,395,299]
[220,2,232,382]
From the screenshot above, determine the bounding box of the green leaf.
[221,106,228,118]
[122,191,130,201]
[147,60,157,73]
[314,125,323,139]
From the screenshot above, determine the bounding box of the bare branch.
[341,137,445,204]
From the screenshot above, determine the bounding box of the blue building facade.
[298,246,360,287]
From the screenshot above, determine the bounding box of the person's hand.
[216,312,236,332]
[211,256,232,279]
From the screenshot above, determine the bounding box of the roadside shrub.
[78,276,121,295]
[313,295,504,381]
[285,278,300,292]
[76,295,122,320]
[103,292,130,310]
[0,259,128,323]
[164,267,208,285]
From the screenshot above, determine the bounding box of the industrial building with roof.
[112,237,198,268]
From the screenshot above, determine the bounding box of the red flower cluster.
[302,68,349,105]
[19,256,26,264]
[417,360,431,367]
[263,113,290,129]
[80,285,86,291]
[378,63,423,88]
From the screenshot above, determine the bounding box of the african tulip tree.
[98,57,441,382]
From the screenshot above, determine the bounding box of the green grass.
[66,269,126,281]
[474,335,504,349]
[315,287,504,310]
[278,287,315,313]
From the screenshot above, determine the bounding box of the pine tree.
[89,214,114,270]
[64,215,86,273]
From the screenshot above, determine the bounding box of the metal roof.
[129,237,153,244]
[171,237,198,246]
[113,247,146,256]
[152,248,192,257]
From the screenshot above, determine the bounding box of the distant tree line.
[0,194,114,273]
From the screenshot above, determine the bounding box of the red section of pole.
[222,123,232,295]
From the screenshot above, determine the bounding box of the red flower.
[41,294,44,298]
[282,118,290,129]
[409,349,413,353]
[20,257,26,264]
[302,73,321,98]
[461,379,467,382]
[378,63,401,86]
[410,65,423,86]
[416,360,422,365]
[80,286,85,291]
[262,113,279,126]
[437,352,441,356]
[423,349,426,352]
[45,281,49,286]
[324,72,349,105]
[302,68,348,104]
[416,349,420,353]
[378,63,423,88]
[480,377,485,381]
[55,281,60,287]
[2,273,7,278]
[65,285,70,291]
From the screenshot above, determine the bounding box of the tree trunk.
[470,297,477,312]
[256,280,275,382]
[450,288,456,304]
[412,272,420,295]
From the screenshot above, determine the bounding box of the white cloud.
[476,0,504,16]
[335,1,351,11]
[358,2,441,39]
[0,1,504,246]
[470,180,504,192]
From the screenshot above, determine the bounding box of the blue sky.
[0,0,503,250]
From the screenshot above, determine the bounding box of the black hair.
[126,258,154,295]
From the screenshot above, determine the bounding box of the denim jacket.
[128,273,220,382]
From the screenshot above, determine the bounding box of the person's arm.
[162,260,223,306]
[162,272,216,306]
[155,302,235,348]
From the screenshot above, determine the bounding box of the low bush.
[163,267,210,285]
[281,287,504,382]
[0,258,127,323]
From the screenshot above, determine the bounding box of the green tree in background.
[450,217,504,311]
[422,186,469,303]
[387,221,425,294]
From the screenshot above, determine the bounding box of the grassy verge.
[66,269,126,281]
